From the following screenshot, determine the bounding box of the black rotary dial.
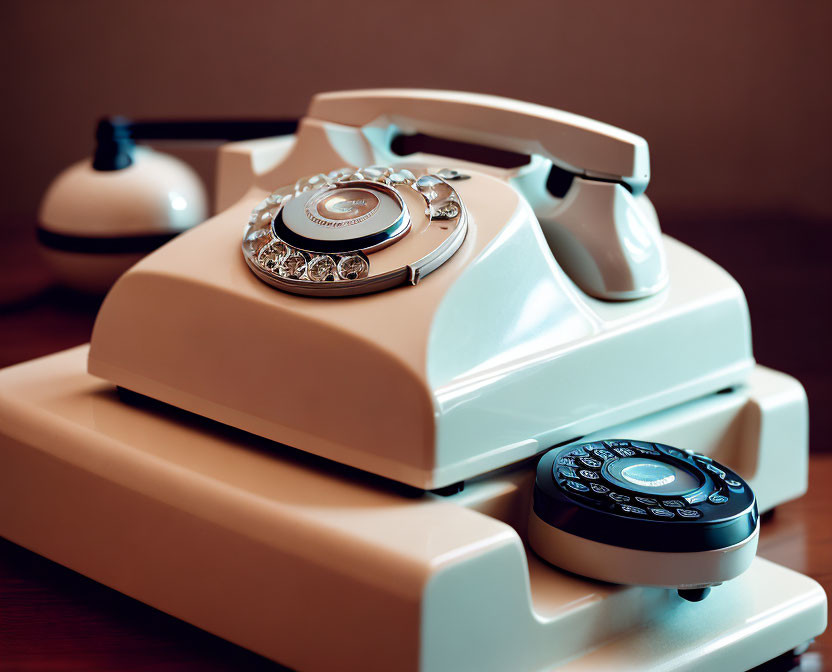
[532,440,757,553]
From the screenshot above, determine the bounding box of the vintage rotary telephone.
[6,89,822,670]
[83,89,757,596]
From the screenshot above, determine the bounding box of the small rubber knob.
[93,116,134,171]
[678,587,711,602]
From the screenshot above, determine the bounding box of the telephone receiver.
[296,89,667,300]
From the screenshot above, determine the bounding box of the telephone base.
[0,347,825,671]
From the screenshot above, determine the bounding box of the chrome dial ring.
[241,165,467,297]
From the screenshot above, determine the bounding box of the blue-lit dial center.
[604,457,701,496]
[622,462,675,487]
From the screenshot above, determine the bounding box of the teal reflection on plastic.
[427,201,594,391]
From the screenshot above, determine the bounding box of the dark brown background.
[3,1,832,220]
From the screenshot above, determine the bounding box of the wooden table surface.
[0,221,829,670]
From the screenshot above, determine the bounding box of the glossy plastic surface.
[39,147,207,237]
[519,172,668,299]
[88,157,753,488]
[0,348,824,671]
[37,147,208,293]
[528,515,759,588]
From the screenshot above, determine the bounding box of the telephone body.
[88,90,752,490]
[0,90,825,671]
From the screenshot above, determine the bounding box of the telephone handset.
[307,89,650,193]
[294,89,668,301]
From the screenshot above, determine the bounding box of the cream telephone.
[1,90,823,671]
[89,88,753,493]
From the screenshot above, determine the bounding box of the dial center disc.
[308,188,380,227]
[277,181,409,254]
[620,462,676,487]
[604,457,701,495]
